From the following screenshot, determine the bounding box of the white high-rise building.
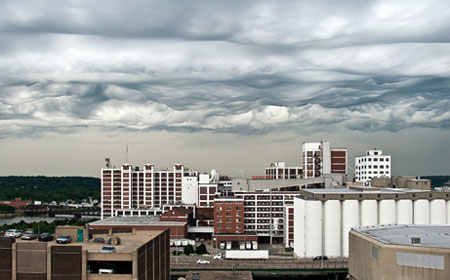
[302,142,347,178]
[355,149,391,185]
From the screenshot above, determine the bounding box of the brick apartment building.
[101,163,198,219]
[214,198,245,234]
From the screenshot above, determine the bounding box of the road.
[171,255,348,271]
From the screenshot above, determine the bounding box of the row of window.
[356,171,390,175]
[358,157,389,163]
[357,165,390,169]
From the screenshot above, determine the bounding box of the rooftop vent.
[411,237,421,245]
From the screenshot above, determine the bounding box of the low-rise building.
[89,215,188,239]
[371,176,431,190]
[349,225,450,280]
[263,161,302,180]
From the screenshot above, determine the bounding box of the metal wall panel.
[51,246,82,280]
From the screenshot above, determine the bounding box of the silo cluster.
[294,197,450,257]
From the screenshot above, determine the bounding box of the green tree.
[184,244,194,256]
[0,205,15,214]
[195,244,208,255]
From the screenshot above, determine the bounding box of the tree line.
[0,176,100,203]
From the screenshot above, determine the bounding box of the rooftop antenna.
[105,158,111,168]
[126,143,129,163]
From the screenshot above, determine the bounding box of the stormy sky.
[0,0,449,177]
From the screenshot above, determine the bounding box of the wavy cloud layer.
[1,0,450,138]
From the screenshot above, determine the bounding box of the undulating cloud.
[1,0,450,139]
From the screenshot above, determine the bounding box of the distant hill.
[421,176,450,187]
[0,176,100,203]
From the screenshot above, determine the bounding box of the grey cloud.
[0,0,450,139]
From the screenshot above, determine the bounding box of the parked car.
[99,268,114,274]
[313,255,328,261]
[196,259,210,264]
[213,253,222,260]
[21,231,37,240]
[100,246,116,253]
[56,235,72,244]
[5,229,22,238]
[38,232,54,242]
[93,237,105,243]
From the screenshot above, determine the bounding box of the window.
[374,158,378,162]
[368,158,372,162]
[372,246,378,259]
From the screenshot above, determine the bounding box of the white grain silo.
[324,200,341,257]
[396,199,413,224]
[430,199,446,224]
[447,200,450,224]
[414,199,430,224]
[293,198,306,257]
[379,200,396,224]
[360,200,377,226]
[342,200,359,256]
[305,200,323,257]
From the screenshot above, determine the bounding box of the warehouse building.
[293,188,450,258]
[349,225,450,280]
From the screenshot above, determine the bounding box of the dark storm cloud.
[1,0,450,138]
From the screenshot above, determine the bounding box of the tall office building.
[302,142,347,178]
[355,149,391,185]
[101,163,198,219]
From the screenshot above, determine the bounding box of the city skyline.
[1,0,449,177]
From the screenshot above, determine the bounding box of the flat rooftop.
[303,188,429,194]
[89,215,186,226]
[15,231,164,253]
[299,188,450,201]
[354,225,450,249]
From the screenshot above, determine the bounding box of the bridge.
[171,256,348,276]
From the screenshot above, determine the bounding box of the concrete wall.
[0,238,13,280]
[137,229,170,280]
[55,226,86,242]
[349,231,450,280]
[16,242,47,280]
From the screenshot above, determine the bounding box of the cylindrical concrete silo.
[360,200,377,226]
[324,200,341,257]
[342,200,359,257]
[379,200,396,225]
[305,200,323,257]
[414,199,430,224]
[396,200,413,224]
[430,199,446,224]
[293,198,306,257]
[447,200,450,224]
